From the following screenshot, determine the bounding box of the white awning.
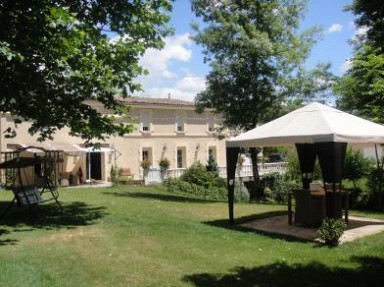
[73,144,115,153]
[8,143,114,155]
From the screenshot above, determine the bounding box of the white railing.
[144,167,186,185]
[217,162,288,178]
[144,162,288,184]
[166,168,186,179]
[144,168,163,185]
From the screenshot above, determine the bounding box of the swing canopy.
[0,156,56,169]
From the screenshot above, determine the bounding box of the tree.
[191,0,325,199]
[333,1,384,123]
[0,0,172,142]
[343,148,373,190]
[346,0,384,51]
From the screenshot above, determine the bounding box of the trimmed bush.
[164,161,227,201]
[181,162,226,189]
[164,178,227,201]
[318,218,346,246]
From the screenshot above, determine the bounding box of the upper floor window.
[207,116,215,132]
[140,112,151,132]
[176,113,185,133]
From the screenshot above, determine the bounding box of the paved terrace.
[241,215,384,244]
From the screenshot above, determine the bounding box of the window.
[176,113,185,132]
[140,112,151,132]
[142,147,153,164]
[207,116,215,132]
[177,147,186,168]
[208,146,217,160]
[142,149,149,161]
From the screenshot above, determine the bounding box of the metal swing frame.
[0,146,63,219]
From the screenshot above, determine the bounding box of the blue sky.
[135,0,358,101]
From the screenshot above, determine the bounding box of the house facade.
[0,97,226,184]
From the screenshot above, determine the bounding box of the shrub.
[366,167,384,211]
[234,181,250,202]
[110,166,122,184]
[164,162,227,201]
[318,218,346,247]
[343,148,374,188]
[164,178,227,201]
[206,154,218,174]
[181,161,225,189]
[263,172,299,204]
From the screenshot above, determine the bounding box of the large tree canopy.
[0,0,172,142]
[334,0,384,123]
[192,0,329,132]
[192,0,328,199]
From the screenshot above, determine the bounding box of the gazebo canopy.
[227,102,384,148]
[225,102,384,224]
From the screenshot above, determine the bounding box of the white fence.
[144,162,288,185]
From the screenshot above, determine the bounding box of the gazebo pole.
[226,147,240,224]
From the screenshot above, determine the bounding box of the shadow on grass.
[183,256,384,287]
[0,229,17,245]
[203,211,313,242]
[0,201,107,230]
[103,191,220,204]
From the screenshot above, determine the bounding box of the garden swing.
[0,146,63,219]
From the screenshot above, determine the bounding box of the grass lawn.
[0,185,383,287]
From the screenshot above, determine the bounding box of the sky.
[135,0,360,102]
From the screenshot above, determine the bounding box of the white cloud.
[355,25,369,38]
[327,23,343,33]
[348,21,355,30]
[138,33,193,85]
[133,33,209,101]
[175,76,206,94]
[339,59,352,73]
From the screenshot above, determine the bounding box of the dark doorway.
[86,152,102,180]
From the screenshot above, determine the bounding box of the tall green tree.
[334,0,384,123]
[334,0,384,210]
[191,0,325,199]
[0,0,172,142]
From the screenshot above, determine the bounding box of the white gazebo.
[225,102,384,224]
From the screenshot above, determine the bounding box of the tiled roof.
[116,97,194,107]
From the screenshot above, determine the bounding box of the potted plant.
[159,158,170,171]
[140,158,152,175]
[159,158,170,180]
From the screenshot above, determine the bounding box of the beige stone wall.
[0,103,227,182]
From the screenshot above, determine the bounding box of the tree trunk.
[250,147,263,201]
[374,145,384,210]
